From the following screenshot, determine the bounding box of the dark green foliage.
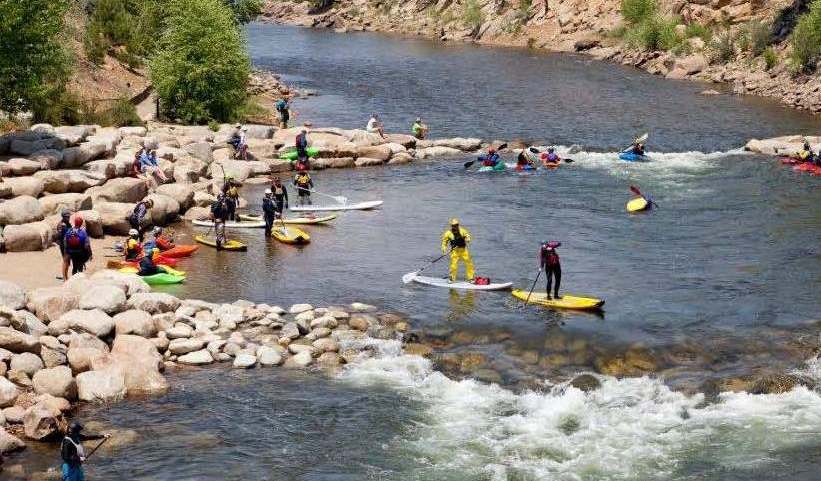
[791,0,821,71]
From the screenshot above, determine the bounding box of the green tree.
[84,0,163,66]
[0,0,70,116]
[791,0,821,72]
[224,0,263,24]
[149,0,250,124]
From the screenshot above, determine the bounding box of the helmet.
[264,188,272,194]
[415,117,422,122]
[61,209,71,218]
[488,147,496,153]
[70,422,83,433]
[450,218,460,226]
[153,226,162,236]
[129,229,139,237]
[73,215,83,228]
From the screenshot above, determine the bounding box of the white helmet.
[128,229,139,237]
[264,188,272,194]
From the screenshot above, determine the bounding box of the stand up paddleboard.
[404,273,512,291]
[512,290,604,310]
[290,200,383,212]
[192,219,266,228]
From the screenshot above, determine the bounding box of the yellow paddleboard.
[627,197,649,213]
[271,225,311,245]
[512,289,604,310]
[194,235,248,251]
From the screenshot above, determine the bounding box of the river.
[16,23,821,481]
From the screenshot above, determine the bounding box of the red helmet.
[73,215,83,228]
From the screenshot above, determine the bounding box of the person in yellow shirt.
[441,218,474,282]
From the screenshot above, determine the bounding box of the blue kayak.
[619,152,646,162]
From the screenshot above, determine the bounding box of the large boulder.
[385,133,417,149]
[355,144,392,161]
[119,126,147,137]
[1,220,54,252]
[155,184,195,211]
[0,195,43,225]
[666,54,709,80]
[144,193,180,226]
[89,270,150,297]
[106,334,167,394]
[432,138,482,151]
[94,201,136,235]
[77,209,104,238]
[84,159,118,179]
[244,124,275,139]
[113,310,156,337]
[0,326,40,354]
[29,149,63,170]
[169,338,205,355]
[49,309,115,338]
[79,285,127,314]
[0,175,43,197]
[6,157,42,176]
[92,177,148,204]
[32,365,76,399]
[27,287,80,323]
[76,370,126,402]
[35,170,106,194]
[54,125,94,145]
[10,136,64,156]
[182,206,210,221]
[0,280,26,309]
[416,146,464,159]
[10,352,44,376]
[183,142,214,164]
[0,377,20,407]
[208,160,252,183]
[23,401,64,440]
[67,347,106,374]
[10,309,48,337]
[38,193,92,217]
[177,349,214,365]
[172,158,206,184]
[127,293,180,314]
[61,142,107,168]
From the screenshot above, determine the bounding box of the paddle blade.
[629,185,643,197]
[402,271,418,284]
[636,133,649,144]
[463,160,475,169]
[563,158,574,163]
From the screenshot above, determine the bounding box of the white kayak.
[404,273,513,291]
[192,219,266,228]
[290,200,384,212]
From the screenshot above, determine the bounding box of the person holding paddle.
[540,240,562,300]
[270,176,289,216]
[441,218,475,283]
[61,422,109,481]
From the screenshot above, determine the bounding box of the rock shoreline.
[0,121,488,252]
[0,273,409,469]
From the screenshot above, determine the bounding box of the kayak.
[119,266,186,277]
[194,235,248,251]
[290,200,383,212]
[192,219,266,229]
[543,162,560,169]
[118,269,185,285]
[160,245,199,258]
[619,152,646,162]
[405,273,512,291]
[512,289,604,310]
[478,164,506,172]
[626,197,650,213]
[794,163,821,175]
[280,147,319,161]
[506,163,538,171]
[779,156,800,165]
[106,256,179,270]
[239,213,337,225]
[271,225,311,245]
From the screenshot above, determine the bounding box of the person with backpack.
[61,422,109,481]
[293,170,314,206]
[56,209,73,281]
[129,199,153,241]
[221,176,240,221]
[63,215,92,276]
[275,98,291,128]
[539,240,562,300]
[441,218,475,283]
[270,176,289,216]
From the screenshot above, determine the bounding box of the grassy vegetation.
[708,30,737,64]
[791,0,821,72]
[620,0,657,26]
[684,22,712,42]
[738,21,771,57]
[763,46,778,70]
[462,0,485,29]
[503,0,532,34]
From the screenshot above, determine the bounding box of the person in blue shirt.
[140,149,167,182]
[56,209,73,280]
[478,147,502,169]
[138,248,160,276]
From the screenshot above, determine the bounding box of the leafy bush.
[225,0,263,24]
[626,15,681,51]
[790,0,821,72]
[463,0,485,29]
[684,22,712,41]
[763,46,778,70]
[620,0,657,26]
[84,0,163,67]
[708,30,737,64]
[104,99,143,126]
[208,120,221,132]
[149,0,250,124]
[739,21,771,56]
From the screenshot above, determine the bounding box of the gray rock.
[183,142,214,164]
[61,142,107,168]
[166,323,194,340]
[10,352,44,377]
[0,327,41,354]
[6,157,42,176]
[176,349,213,366]
[49,309,114,338]
[54,125,94,146]
[32,366,76,399]
[256,346,283,366]
[38,193,92,217]
[0,281,26,310]
[29,149,63,169]
[0,377,20,407]
[128,293,180,314]
[1,175,45,197]
[0,426,26,454]
[113,310,156,337]
[79,285,127,314]
[155,183,195,211]
[0,195,43,225]
[232,353,257,369]
[35,169,106,194]
[289,303,313,314]
[168,338,205,355]
[76,370,126,402]
[26,286,80,323]
[92,177,148,204]
[284,350,313,368]
[312,338,340,353]
[280,322,301,340]
[24,401,64,440]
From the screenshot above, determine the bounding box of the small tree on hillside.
[149,0,250,124]
[0,0,70,116]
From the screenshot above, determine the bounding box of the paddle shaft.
[523,269,542,307]
[308,190,346,204]
[84,437,109,461]
[417,250,451,275]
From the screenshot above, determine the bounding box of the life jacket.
[296,174,311,188]
[64,228,85,252]
[156,236,173,251]
[449,229,467,248]
[227,186,239,199]
[273,185,285,196]
[126,239,142,260]
[543,247,560,267]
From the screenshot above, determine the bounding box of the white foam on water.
[337,337,821,481]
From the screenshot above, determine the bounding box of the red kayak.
[793,163,821,176]
[107,255,179,270]
[779,156,800,165]
[160,245,199,258]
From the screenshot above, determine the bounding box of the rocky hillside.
[261,0,821,114]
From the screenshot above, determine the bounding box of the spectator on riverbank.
[412,117,429,140]
[56,209,72,280]
[367,114,386,139]
[276,97,291,128]
[129,199,154,241]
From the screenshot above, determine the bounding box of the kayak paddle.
[84,436,110,461]
[309,190,348,205]
[521,269,543,309]
[629,185,659,208]
[402,250,451,284]
[621,132,649,153]
[464,143,508,169]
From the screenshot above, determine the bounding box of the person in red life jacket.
[478,147,501,167]
[56,209,73,280]
[539,240,562,299]
[63,215,93,276]
[125,229,143,261]
[152,226,175,251]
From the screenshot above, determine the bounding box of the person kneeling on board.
[138,248,161,276]
[441,218,475,283]
[262,189,277,238]
[294,170,314,206]
[540,240,562,300]
[211,194,230,250]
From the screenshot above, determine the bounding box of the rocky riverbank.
[0,121,489,253]
[0,273,410,472]
[260,0,821,115]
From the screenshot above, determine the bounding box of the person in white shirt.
[366,114,386,139]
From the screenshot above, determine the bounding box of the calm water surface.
[17,23,821,481]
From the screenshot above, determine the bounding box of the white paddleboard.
[290,200,383,212]
[192,219,266,228]
[405,273,512,291]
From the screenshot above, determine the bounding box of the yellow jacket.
[442,226,471,253]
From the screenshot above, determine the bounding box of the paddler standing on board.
[540,241,562,300]
[441,218,474,283]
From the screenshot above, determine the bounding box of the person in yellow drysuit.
[441,218,474,282]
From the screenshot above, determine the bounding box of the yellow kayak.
[119,266,186,277]
[512,289,604,310]
[627,197,649,213]
[194,235,248,251]
[271,225,310,245]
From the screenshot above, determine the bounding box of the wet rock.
[280,322,301,340]
[0,377,20,407]
[473,368,503,384]
[10,352,44,377]
[289,303,313,314]
[257,346,283,366]
[0,326,41,354]
[23,401,64,440]
[284,350,312,368]
[569,374,601,392]
[32,366,76,399]
[750,374,815,395]
[76,370,126,402]
[176,349,213,366]
[107,335,167,394]
[0,281,26,310]
[310,315,338,329]
[312,338,339,353]
[316,352,343,366]
[539,353,570,370]
[349,314,374,331]
[233,353,257,369]
[519,350,540,365]
[404,343,433,357]
[128,293,180,314]
[0,426,26,454]
[49,309,114,338]
[113,310,156,337]
[459,352,487,372]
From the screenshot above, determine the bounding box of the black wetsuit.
[540,245,562,298]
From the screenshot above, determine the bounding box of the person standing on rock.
[441,218,474,283]
[275,97,291,129]
[128,199,154,242]
[56,209,73,281]
[412,117,429,140]
[540,240,562,300]
[367,114,386,139]
[63,215,93,276]
[270,176,289,216]
[61,422,109,481]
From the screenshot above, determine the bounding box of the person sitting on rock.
[131,148,145,178]
[61,422,109,481]
[367,114,386,139]
[140,149,167,183]
[129,199,154,242]
[412,117,429,140]
[63,215,92,276]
